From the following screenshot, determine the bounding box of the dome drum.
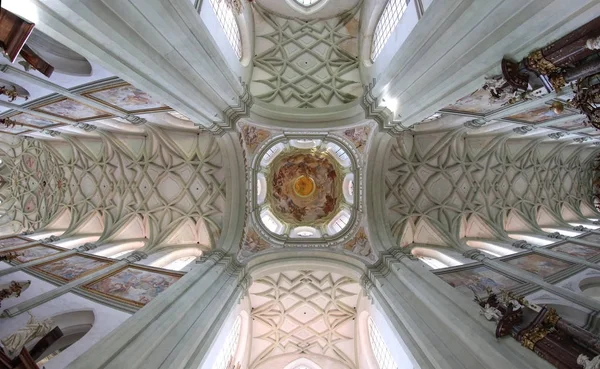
[250,134,362,246]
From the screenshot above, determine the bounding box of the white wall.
[0,262,131,369]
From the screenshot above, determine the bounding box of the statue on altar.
[578,354,600,369]
[0,313,56,358]
[475,288,600,369]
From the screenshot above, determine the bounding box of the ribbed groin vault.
[2,0,600,369]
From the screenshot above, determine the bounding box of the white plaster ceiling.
[251,5,361,108]
[248,270,360,369]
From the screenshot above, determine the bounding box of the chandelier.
[571,74,600,130]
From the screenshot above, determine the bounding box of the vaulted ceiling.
[0,126,228,252]
[248,270,360,369]
[385,129,597,248]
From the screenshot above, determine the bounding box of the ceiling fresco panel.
[35,98,110,121]
[84,84,169,113]
[504,103,577,124]
[10,113,61,128]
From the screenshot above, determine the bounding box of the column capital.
[512,240,536,249]
[573,225,590,232]
[548,132,567,140]
[462,249,487,261]
[41,235,60,243]
[463,117,488,129]
[546,232,567,239]
[124,251,148,263]
[513,125,536,135]
[77,242,98,251]
[124,114,147,125]
[196,249,227,263]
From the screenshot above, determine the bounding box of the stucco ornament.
[577,354,600,369]
[1,313,56,358]
[480,304,503,321]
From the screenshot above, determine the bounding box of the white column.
[64,251,249,369]
[362,250,552,369]
[12,0,251,132]
[364,0,600,129]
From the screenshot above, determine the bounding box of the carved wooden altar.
[477,291,600,369]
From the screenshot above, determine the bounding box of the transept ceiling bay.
[0,127,230,253]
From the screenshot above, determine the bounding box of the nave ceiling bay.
[0,126,237,254]
[380,129,597,253]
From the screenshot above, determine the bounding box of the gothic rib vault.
[1,1,600,369]
[0,127,229,253]
[384,130,597,248]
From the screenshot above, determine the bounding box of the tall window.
[214,315,242,369]
[371,0,409,61]
[293,0,322,6]
[208,0,242,59]
[368,317,399,369]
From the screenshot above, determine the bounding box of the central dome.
[270,151,341,224]
[252,136,360,243]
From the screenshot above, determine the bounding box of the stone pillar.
[361,249,551,369]
[1,250,146,318]
[64,250,249,369]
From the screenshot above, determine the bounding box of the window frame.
[208,0,243,59]
[213,315,243,369]
[367,316,399,369]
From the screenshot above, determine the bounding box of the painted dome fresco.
[270,150,340,224]
[252,136,360,243]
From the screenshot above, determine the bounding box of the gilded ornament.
[521,326,549,350]
[526,50,560,75]
[550,101,564,114]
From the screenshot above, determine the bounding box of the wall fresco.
[10,245,62,263]
[444,87,513,114]
[36,99,107,121]
[87,85,167,112]
[0,237,29,249]
[551,243,600,259]
[241,124,271,154]
[11,113,59,128]
[438,266,522,296]
[85,267,182,306]
[504,253,572,278]
[35,255,110,281]
[505,104,576,123]
[343,126,371,152]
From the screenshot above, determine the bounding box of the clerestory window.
[371,0,409,61]
[208,0,242,59]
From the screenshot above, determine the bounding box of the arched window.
[293,0,322,7]
[34,310,95,367]
[208,0,242,59]
[371,0,409,61]
[368,317,399,369]
[163,255,196,271]
[213,315,242,369]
